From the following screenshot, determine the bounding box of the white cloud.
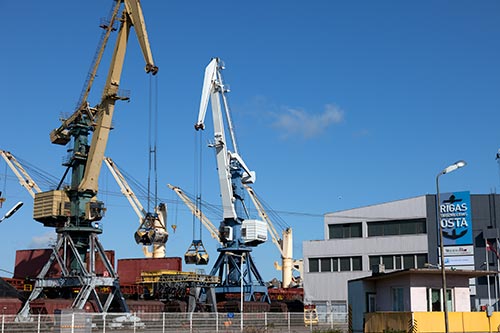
[28,231,57,248]
[273,104,344,139]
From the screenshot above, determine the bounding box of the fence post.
[265,312,267,328]
[189,312,193,333]
[37,313,41,333]
[216,312,219,332]
[133,312,136,333]
[103,313,106,333]
[1,313,4,333]
[287,312,290,333]
[162,312,165,333]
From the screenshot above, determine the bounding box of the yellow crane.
[18,0,158,320]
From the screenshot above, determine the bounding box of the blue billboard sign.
[438,191,472,246]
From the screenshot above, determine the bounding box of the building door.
[367,293,376,312]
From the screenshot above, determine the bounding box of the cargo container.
[117,257,182,285]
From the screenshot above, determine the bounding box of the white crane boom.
[104,157,146,219]
[244,185,296,288]
[168,184,222,245]
[0,150,42,199]
[104,156,167,258]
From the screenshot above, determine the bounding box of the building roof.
[350,268,496,283]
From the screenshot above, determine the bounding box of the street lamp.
[0,201,23,223]
[436,160,466,333]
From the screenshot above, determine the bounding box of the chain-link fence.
[0,311,348,333]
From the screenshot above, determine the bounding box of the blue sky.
[0,1,499,282]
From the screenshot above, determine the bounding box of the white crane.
[0,150,42,199]
[194,58,269,302]
[104,157,167,258]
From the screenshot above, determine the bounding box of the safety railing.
[1,311,348,333]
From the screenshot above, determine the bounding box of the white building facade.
[303,196,430,314]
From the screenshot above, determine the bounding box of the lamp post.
[436,160,466,333]
[240,253,245,333]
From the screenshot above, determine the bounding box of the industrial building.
[303,193,500,315]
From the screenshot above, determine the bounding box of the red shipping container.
[14,249,115,280]
[117,257,182,284]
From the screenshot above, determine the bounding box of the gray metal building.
[303,194,500,314]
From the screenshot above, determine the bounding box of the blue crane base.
[209,247,270,303]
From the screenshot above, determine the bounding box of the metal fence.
[0,312,348,333]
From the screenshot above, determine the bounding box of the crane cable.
[0,162,7,206]
[147,73,159,212]
[193,129,204,241]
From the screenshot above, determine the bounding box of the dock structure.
[140,270,219,312]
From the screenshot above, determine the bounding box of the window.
[382,255,394,269]
[332,258,339,272]
[369,253,426,270]
[445,289,453,312]
[392,288,404,311]
[309,258,319,272]
[429,288,441,311]
[340,257,350,271]
[369,256,380,270]
[320,258,331,272]
[395,256,402,269]
[428,288,453,312]
[311,256,362,272]
[384,222,398,236]
[352,256,362,271]
[416,254,428,268]
[367,293,376,312]
[367,218,427,237]
[328,223,362,239]
[403,255,414,269]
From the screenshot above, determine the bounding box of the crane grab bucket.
[184,240,209,265]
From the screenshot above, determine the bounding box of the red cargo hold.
[14,249,115,279]
[117,257,182,285]
[30,299,99,314]
[0,298,22,315]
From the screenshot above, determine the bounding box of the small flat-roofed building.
[348,268,493,333]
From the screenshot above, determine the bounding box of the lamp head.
[442,160,467,175]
